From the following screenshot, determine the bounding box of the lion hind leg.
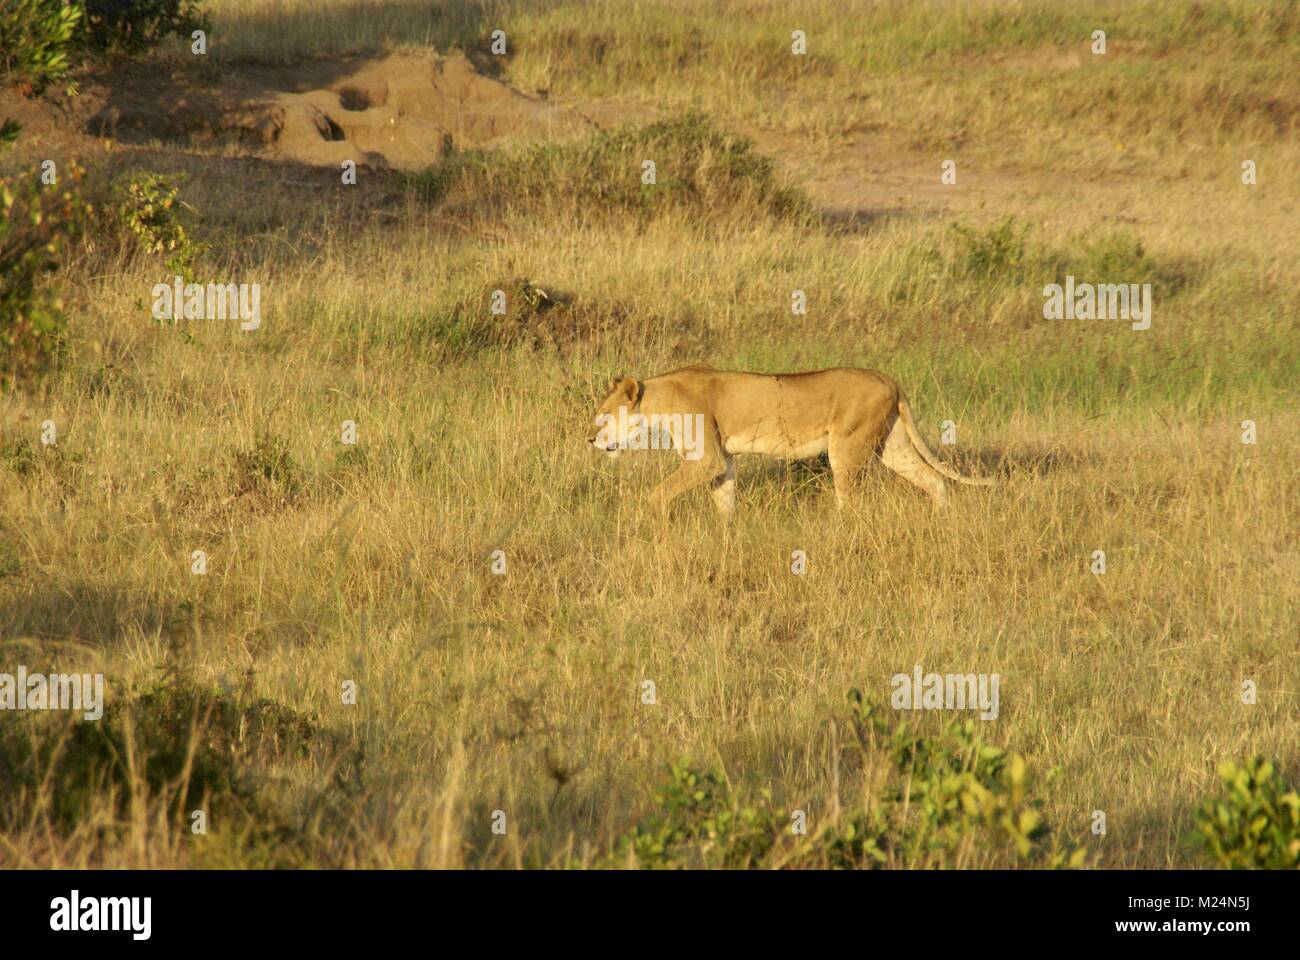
[827,430,873,509]
[709,456,737,520]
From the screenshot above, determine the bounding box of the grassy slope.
[0,0,1296,867]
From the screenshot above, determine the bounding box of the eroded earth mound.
[85,53,589,170]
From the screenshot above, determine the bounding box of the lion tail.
[898,394,997,487]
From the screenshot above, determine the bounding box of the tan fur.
[586,364,995,519]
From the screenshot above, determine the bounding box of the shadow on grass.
[0,581,178,648]
[820,204,914,234]
[962,445,1100,478]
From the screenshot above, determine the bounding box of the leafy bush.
[493,277,558,316]
[80,0,209,55]
[111,171,206,281]
[5,679,302,825]
[939,218,1197,311]
[1068,229,1196,297]
[0,675,328,867]
[610,760,785,868]
[1080,231,1155,280]
[0,434,84,492]
[839,691,1083,867]
[951,215,1030,282]
[608,692,1087,869]
[0,0,83,95]
[0,436,39,475]
[412,111,809,225]
[1190,757,1299,869]
[0,134,90,391]
[232,432,301,502]
[1,1,207,95]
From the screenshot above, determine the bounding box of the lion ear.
[619,377,640,404]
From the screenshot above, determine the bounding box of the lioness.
[586,363,994,518]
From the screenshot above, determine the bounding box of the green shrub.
[411,111,809,225]
[494,277,558,315]
[0,0,83,95]
[0,1,208,96]
[0,436,39,475]
[842,692,1084,867]
[939,218,1198,309]
[951,215,1030,282]
[610,760,785,868]
[0,434,84,491]
[1,147,90,391]
[1070,229,1197,297]
[111,171,206,281]
[80,0,209,56]
[232,431,301,502]
[0,675,324,866]
[1080,231,1155,280]
[608,692,1088,869]
[1190,757,1299,869]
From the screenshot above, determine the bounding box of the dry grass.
[0,0,1296,868]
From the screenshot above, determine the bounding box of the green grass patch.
[410,111,810,226]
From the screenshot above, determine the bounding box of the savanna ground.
[0,0,1297,868]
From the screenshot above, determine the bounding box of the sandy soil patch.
[81,53,590,171]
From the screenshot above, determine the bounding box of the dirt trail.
[748,124,1292,250]
[567,98,1028,224]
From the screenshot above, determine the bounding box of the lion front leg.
[647,455,727,519]
[647,416,727,520]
